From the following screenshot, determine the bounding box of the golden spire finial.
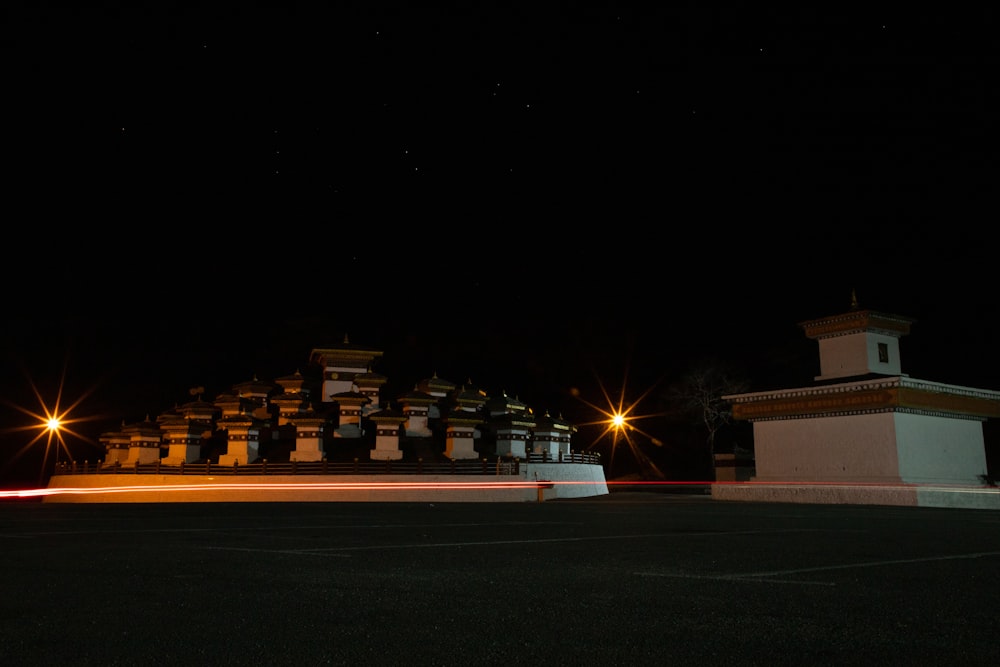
[343,333,350,344]
[850,289,859,310]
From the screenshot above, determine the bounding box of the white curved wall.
[42,463,609,503]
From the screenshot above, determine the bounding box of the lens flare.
[572,361,668,477]
[0,359,106,485]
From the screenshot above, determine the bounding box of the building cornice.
[725,376,1000,422]
[444,413,484,426]
[798,309,915,340]
[310,336,384,368]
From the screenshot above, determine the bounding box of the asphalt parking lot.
[2,492,999,665]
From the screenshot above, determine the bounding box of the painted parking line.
[636,572,838,587]
[204,533,678,555]
[636,550,1000,586]
[201,529,814,556]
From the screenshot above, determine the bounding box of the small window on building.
[878,342,889,364]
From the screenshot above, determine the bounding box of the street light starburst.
[571,361,668,477]
[1,359,106,486]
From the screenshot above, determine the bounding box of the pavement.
[2,492,999,665]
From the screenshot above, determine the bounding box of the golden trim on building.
[731,384,1000,421]
[799,309,914,339]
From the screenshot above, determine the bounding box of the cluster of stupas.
[97,336,578,468]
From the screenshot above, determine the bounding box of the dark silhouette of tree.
[660,357,750,479]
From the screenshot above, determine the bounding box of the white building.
[714,295,1000,508]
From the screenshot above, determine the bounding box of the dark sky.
[3,6,998,482]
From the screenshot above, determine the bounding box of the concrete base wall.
[752,413,902,482]
[894,412,987,484]
[524,462,610,498]
[43,463,608,503]
[711,483,1000,510]
[751,412,989,486]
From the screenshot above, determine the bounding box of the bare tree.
[661,357,750,477]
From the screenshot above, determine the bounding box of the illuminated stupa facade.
[715,294,1000,508]
[98,335,579,469]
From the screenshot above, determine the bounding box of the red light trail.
[5,480,998,501]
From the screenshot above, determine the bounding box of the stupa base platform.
[40,463,609,503]
[711,481,1000,510]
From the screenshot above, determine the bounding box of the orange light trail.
[5,480,998,501]
[1,480,595,499]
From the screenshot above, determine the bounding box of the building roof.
[232,377,276,398]
[330,391,370,406]
[274,369,315,394]
[534,411,578,433]
[798,309,915,340]
[397,388,437,406]
[417,373,457,395]
[486,391,531,415]
[310,334,384,368]
[725,376,1000,422]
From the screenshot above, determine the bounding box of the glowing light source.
[572,361,668,477]
[0,359,106,485]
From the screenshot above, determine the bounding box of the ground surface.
[2,493,999,665]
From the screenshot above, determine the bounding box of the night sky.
[3,6,998,485]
